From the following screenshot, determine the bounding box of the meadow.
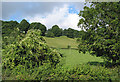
[44,36,79,49]
[44,36,104,68]
[58,49,104,69]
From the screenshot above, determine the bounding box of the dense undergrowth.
[2,63,119,80]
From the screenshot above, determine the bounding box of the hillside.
[44,36,79,49]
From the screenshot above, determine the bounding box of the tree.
[29,22,47,36]
[67,28,74,38]
[63,28,82,38]
[2,20,20,48]
[50,25,62,37]
[2,29,61,70]
[18,19,29,33]
[78,2,120,64]
[45,31,55,38]
[2,20,19,36]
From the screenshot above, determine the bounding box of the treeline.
[1,19,85,39]
[2,19,46,37]
[46,25,85,38]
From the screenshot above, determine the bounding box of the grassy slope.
[44,36,79,49]
[44,36,104,69]
[58,49,104,69]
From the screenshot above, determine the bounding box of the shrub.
[67,45,71,49]
[2,29,61,80]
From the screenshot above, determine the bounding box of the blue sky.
[2,2,90,30]
[68,5,79,14]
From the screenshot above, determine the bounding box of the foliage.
[45,31,55,38]
[10,63,118,80]
[64,28,74,38]
[18,19,29,33]
[29,22,47,36]
[63,28,84,38]
[2,19,83,39]
[78,2,120,64]
[2,20,19,37]
[2,27,22,49]
[2,20,23,49]
[48,25,62,37]
[2,29,61,71]
[47,64,119,80]
[2,47,119,80]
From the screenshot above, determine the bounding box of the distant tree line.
[2,19,85,39]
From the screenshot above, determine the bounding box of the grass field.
[44,36,79,49]
[44,36,104,69]
[58,49,104,69]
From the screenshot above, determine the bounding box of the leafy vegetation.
[29,22,47,36]
[1,2,120,81]
[18,19,30,33]
[45,31,55,38]
[78,2,120,65]
[2,29,61,80]
[47,25,63,37]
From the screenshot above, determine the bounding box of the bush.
[67,45,71,49]
[2,29,61,80]
[44,64,119,80]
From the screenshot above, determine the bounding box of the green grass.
[58,49,104,69]
[44,36,104,69]
[44,36,79,49]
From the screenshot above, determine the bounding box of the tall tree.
[50,25,62,37]
[29,22,47,36]
[45,31,55,38]
[18,19,29,33]
[67,28,74,38]
[2,20,19,48]
[78,2,120,64]
[2,20,19,36]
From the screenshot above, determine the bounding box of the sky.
[2,2,91,30]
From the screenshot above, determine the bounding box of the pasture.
[58,49,104,69]
[44,36,79,49]
[44,36,104,68]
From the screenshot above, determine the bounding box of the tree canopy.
[29,22,47,36]
[18,19,30,33]
[49,25,62,37]
[78,2,120,64]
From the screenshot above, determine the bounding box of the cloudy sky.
[2,1,90,30]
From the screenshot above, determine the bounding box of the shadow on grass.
[87,61,106,66]
[87,61,120,68]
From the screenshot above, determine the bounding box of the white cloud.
[26,4,81,30]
